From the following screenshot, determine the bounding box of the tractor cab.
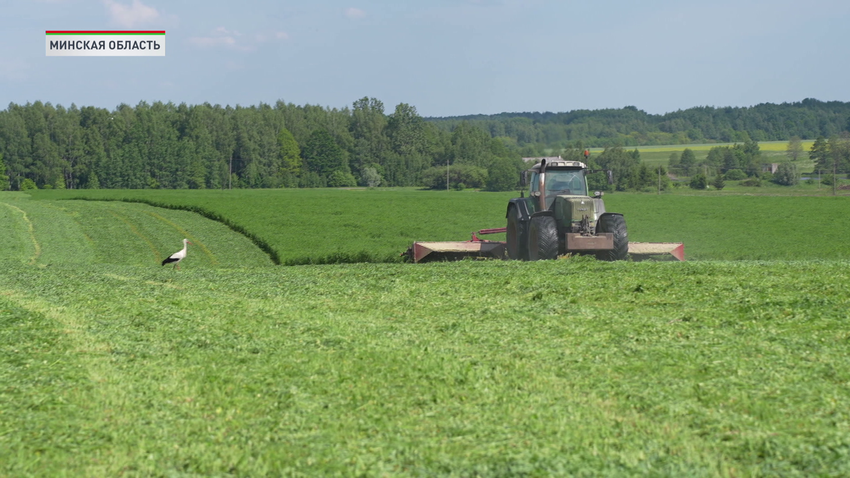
[527,160,589,210]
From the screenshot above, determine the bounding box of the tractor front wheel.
[528,215,559,260]
[595,213,629,261]
[506,205,527,260]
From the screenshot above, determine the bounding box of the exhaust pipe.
[538,159,547,211]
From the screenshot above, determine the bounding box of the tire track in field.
[144,210,219,265]
[108,210,163,263]
[38,202,97,248]
[0,201,42,265]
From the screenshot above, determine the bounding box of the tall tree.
[302,129,348,179]
[0,152,9,190]
[679,148,696,175]
[385,103,432,186]
[277,127,302,177]
[810,136,830,172]
[0,106,31,189]
[786,136,804,161]
[350,97,387,177]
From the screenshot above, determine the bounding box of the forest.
[0,97,848,191]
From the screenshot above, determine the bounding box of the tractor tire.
[506,205,527,260]
[595,213,629,261]
[528,215,559,261]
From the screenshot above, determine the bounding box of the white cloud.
[255,31,290,43]
[189,27,256,51]
[102,0,160,28]
[344,7,366,19]
[188,36,236,48]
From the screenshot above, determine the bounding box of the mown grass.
[0,192,272,267]
[3,189,850,475]
[2,259,850,476]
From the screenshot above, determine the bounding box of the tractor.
[506,158,628,261]
[404,157,684,263]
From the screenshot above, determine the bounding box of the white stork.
[162,239,192,269]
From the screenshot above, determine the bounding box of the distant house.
[763,163,779,174]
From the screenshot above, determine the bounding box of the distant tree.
[327,169,357,187]
[724,169,747,180]
[421,164,487,190]
[360,166,382,187]
[689,172,707,189]
[679,148,696,175]
[486,156,519,191]
[712,173,725,190]
[86,172,100,189]
[667,151,681,170]
[786,136,804,161]
[828,134,850,173]
[277,127,302,176]
[0,153,9,190]
[302,129,348,180]
[773,162,799,186]
[299,171,326,188]
[810,136,830,172]
[595,146,639,190]
[20,178,37,190]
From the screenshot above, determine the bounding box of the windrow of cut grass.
[0,192,272,267]
[2,259,849,475]
[29,188,850,263]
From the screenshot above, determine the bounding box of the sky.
[3,0,850,117]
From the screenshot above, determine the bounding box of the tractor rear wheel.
[595,213,628,261]
[528,215,559,260]
[506,205,527,260]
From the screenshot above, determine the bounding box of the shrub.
[20,178,37,190]
[421,164,487,190]
[724,169,747,181]
[773,163,799,186]
[741,177,762,187]
[689,173,707,190]
[712,174,726,190]
[327,170,357,188]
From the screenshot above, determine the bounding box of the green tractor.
[506,158,628,261]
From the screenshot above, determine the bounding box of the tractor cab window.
[545,170,586,196]
[529,172,541,194]
[529,169,587,209]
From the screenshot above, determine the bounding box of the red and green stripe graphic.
[46,31,165,35]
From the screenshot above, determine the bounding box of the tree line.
[0,98,524,192]
[1,97,849,192]
[430,99,850,153]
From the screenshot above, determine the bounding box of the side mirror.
[593,191,604,198]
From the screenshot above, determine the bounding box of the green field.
[24,187,850,263]
[585,141,817,173]
[3,189,850,476]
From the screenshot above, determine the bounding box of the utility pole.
[834,154,837,196]
[658,165,662,194]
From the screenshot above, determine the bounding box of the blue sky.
[3,0,850,117]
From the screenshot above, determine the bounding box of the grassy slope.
[0,192,272,267]
[2,260,849,476]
